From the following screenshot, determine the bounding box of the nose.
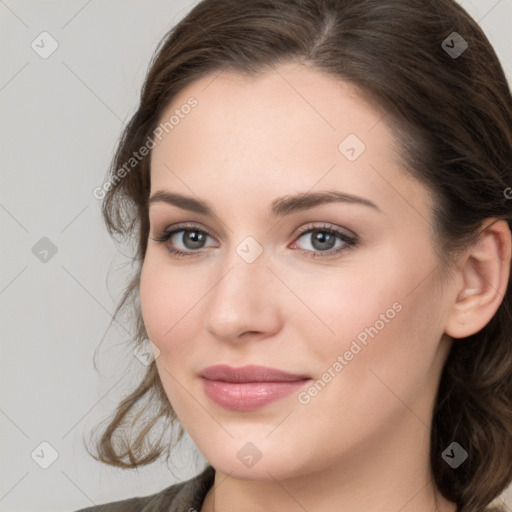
[203,249,282,343]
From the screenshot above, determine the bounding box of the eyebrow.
[148,189,381,217]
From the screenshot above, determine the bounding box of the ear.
[445,219,511,339]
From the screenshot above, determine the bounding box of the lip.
[200,365,312,411]
[200,364,310,382]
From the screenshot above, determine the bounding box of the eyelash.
[151,222,358,260]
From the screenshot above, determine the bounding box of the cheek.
[294,286,443,455]
[339,278,445,415]
[287,256,402,368]
[139,255,212,357]
[139,260,162,344]
[139,257,184,350]
[303,251,446,413]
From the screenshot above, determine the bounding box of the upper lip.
[200,364,310,383]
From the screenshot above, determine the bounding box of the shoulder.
[73,495,150,512]
[485,504,509,512]
[73,464,215,512]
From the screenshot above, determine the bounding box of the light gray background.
[1,1,511,511]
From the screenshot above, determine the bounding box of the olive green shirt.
[74,464,215,512]
[73,464,507,512]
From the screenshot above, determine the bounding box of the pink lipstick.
[200,364,311,411]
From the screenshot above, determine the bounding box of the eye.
[151,222,358,259]
[151,223,216,258]
[290,223,358,259]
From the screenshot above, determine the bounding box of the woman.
[78,0,512,511]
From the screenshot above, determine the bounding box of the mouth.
[199,364,312,411]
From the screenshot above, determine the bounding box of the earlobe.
[445,219,511,339]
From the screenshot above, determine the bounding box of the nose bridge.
[203,240,279,339]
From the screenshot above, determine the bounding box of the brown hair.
[87,1,512,511]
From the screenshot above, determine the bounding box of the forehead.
[155,62,389,150]
[149,62,432,226]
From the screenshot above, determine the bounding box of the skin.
[139,62,511,512]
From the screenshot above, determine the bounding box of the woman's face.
[140,62,456,480]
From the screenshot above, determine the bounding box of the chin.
[199,439,313,481]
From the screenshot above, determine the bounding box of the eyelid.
[152,221,218,241]
[293,222,357,241]
[152,220,355,241]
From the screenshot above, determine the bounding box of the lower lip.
[201,378,311,411]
